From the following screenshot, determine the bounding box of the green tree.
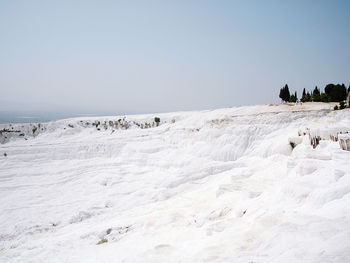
[279,84,290,102]
[320,93,328,102]
[154,117,160,126]
[324,83,347,102]
[279,88,284,102]
[285,85,290,102]
[312,86,321,102]
[300,88,306,102]
[306,92,311,102]
[289,92,297,103]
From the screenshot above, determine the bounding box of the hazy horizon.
[1,0,350,115]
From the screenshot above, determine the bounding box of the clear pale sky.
[1,0,349,114]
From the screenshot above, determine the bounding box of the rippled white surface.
[1,103,350,262]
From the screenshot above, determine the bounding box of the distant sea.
[0,111,102,124]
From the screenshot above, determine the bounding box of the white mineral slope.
[1,103,350,263]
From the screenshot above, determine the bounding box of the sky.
[0,0,350,115]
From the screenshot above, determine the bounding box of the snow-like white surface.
[1,103,350,262]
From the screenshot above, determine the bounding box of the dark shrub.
[340,101,346,109]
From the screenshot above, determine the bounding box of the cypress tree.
[285,84,290,102]
[279,84,290,102]
[289,92,297,103]
[313,86,321,102]
[306,92,311,102]
[313,86,320,95]
[301,88,306,102]
[279,88,284,102]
